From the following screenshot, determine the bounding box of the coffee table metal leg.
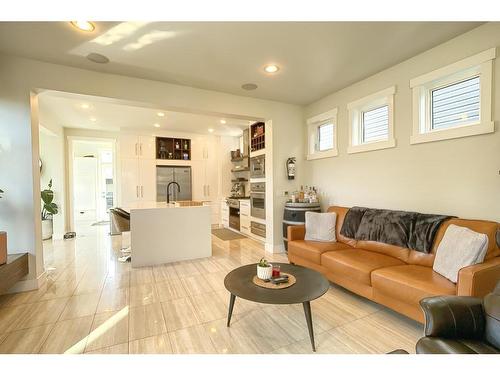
[227,293,236,327]
[302,301,315,352]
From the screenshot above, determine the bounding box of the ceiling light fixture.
[90,117,97,122]
[157,112,165,117]
[220,120,226,124]
[264,64,279,73]
[153,123,161,128]
[70,21,95,32]
[208,128,214,133]
[80,103,90,109]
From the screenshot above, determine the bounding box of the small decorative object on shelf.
[272,264,281,278]
[184,141,189,150]
[256,258,273,280]
[183,152,189,160]
[250,122,265,151]
[175,141,180,149]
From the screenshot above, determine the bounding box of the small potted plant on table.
[257,257,273,280]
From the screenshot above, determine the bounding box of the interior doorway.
[69,138,116,232]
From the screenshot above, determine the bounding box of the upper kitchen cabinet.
[119,135,155,159]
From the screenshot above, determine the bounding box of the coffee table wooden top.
[224,263,329,304]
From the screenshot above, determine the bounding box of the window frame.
[306,108,338,160]
[347,86,396,154]
[410,48,495,145]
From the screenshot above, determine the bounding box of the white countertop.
[123,201,209,212]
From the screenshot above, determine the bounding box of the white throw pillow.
[433,224,489,283]
[304,212,337,242]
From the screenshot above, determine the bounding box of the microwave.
[250,155,265,178]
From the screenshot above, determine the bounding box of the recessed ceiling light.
[86,53,110,64]
[220,119,226,124]
[264,64,279,73]
[208,128,214,133]
[241,83,258,91]
[90,117,97,122]
[157,112,165,117]
[153,123,161,128]
[70,21,95,32]
[80,103,90,109]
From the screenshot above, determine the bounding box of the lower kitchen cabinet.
[221,200,229,228]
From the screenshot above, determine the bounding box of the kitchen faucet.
[166,181,181,203]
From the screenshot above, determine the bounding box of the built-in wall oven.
[250,182,265,219]
[227,198,240,230]
[250,155,265,178]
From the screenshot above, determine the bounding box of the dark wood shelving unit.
[156,137,191,160]
[250,122,265,151]
[231,167,250,173]
[231,178,249,183]
[230,156,248,162]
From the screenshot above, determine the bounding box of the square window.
[362,105,389,143]
[318,123,334,151]
[431,76,480,131]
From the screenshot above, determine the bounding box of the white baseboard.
[7,271,47,294]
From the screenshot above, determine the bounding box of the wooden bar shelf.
[156,137,191,160]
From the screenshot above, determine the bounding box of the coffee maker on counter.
[230,181,245,198]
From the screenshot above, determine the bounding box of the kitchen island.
[122,201,211,267]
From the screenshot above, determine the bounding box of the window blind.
[362,105,389,143]
[318,123,334,151]
[431,76,480,130]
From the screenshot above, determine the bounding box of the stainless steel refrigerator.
[156,166,192,202]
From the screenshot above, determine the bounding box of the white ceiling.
[0,22,483,104]
[38,91,251,136]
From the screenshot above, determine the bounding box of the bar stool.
[109,208,131,262]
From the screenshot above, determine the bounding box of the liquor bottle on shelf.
[175,141,180,149]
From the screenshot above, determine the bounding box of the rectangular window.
[410,48,495,145]
[318,123,334,151]
[431,76,480,131]
[362,105,389,143]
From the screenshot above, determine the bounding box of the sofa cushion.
[372,265,456,305]
[288,240,351,265]
[416,337,499,354]
[321,249,405,285]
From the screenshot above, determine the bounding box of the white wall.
[0,54,304,288]
[39,125,65,238]
[304,23,500,222]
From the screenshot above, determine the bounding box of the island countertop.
[122,200,210,212]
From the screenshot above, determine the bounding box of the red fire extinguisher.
[286,157,296,180]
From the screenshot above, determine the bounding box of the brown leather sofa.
[287,206,500,323]
[416,281,500,353]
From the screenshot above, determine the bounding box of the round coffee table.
[224,262,329,351]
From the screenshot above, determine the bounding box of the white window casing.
[347,86,396,154]
[307,108,338,160]
[410,48,496,145]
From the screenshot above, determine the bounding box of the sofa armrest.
[457,256,500,297]
[420,296,485,339]
[287,225,305,241]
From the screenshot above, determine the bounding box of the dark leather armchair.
[416,281,500,354]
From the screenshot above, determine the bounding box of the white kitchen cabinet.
[221,200,229,228]
[120,158,156,206]
[120,158,140,205]
[138,159,157,201]
[240,200,251,234]
[119,135,155,159]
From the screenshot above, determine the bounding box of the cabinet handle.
[136,186,139,198]
[141,185,143,197]
[207,185,209,196]
[135,143,138,156]
[140,143,143,156]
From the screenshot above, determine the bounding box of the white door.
[120,158,140,206]
[139,159,156,201]
[139,136,156,160]
[73,157,98,224]
[119,135,139,159]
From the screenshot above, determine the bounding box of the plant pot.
[257,264,273,280]
[0,231,6,265]
[41,219,53,240]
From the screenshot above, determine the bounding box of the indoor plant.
[41,179,58,240]
[257,257,273,280]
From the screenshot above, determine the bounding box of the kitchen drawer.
[240,218,250,232]
[240,204,250,217]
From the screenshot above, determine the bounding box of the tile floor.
[0,224,423,354]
